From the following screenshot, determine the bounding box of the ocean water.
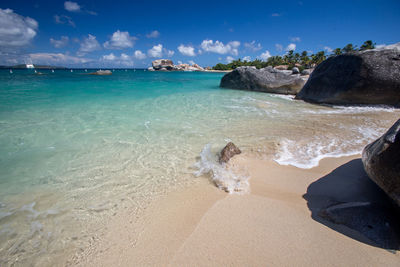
[0,69,399,265]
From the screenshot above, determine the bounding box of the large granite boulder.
[220,66,306,95]
[296,49,400,106]
[152,59,174,70]
[362,119,400,207]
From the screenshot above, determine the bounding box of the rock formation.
[150,60,205,71]
[220,66,307,95]
[296,49,400,106]
[89,70,112,75]
[362,119,400,207]
[219,142,241,164]
[152,59,174,70]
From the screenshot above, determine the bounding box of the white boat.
[34,70,37,73]
[52,69,54,73]
[85,69,87,72]
[70,69,73,72]
[9,69,13,74]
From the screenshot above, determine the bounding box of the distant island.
[212,40,376,71]
[0,64,67,69]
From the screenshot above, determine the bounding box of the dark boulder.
[296,49,400,106]
[219,142,241,164]
[220,66,306,95]
[362,119,400,207]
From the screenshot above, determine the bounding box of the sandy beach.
[72,154,400,266]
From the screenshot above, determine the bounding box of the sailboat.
[9,69,13,74]
[71,69,73,73]
[52,69,54,73]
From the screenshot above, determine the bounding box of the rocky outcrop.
[296,49,400,106]
[152,59,174,70]
[89,70,112,75]
[362,119,400,207]
[292,67,300,74]
[220,66,307,95]
[150,59,205,71]
[219,142,241,164]
[274,65,289,70]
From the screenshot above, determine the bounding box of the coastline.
[73,154,400,266]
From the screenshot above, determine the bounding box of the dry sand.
[74,154,400,266]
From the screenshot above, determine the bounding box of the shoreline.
[72,154,400,266]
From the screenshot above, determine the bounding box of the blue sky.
[0,0,399,68]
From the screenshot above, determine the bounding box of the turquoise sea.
[0,69,399,265]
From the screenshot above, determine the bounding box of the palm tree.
[333,48,342,55]
[343,44,356,53]
[360,40,375,51]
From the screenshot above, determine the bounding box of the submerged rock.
[296,49,400,106]
[219,142,241,164]
[362,119,400,207]
[220,66,307,95]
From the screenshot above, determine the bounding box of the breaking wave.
[194,144,249,193]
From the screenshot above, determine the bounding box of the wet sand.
[73,154,400,266]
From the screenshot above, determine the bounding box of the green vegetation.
[212,40,377,70]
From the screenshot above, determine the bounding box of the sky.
[0,0,399,68]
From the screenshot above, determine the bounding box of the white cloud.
[54,14,75,27]
[188,60,196,65]
[244,41,262,52]
[147,44,174,58]
[50,36,69,48]
[200,40,240,55]
[102,53,116,61]
[243,56,251,61]
[259,50,271,61]
[64,1,80,12]
[324,46,333,53]
[146,30,160,38]
[275,44,283,52]
[271,13,281,17]
[178,44,196,56]
[286,43,296,51]
[177,60,183,64]
[148,44,163,58]
[290,37,301,42]
[165,49,174,57]
[226,56,235,63]
[101,53,133,66]
[104,30,136,49]
[0,8,38,49]
[29,53,90,65]
[134,50,146,60]
[78,34,100,55]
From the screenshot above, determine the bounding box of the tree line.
[212,40,376,71]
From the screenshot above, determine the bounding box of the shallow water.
[0,69,399,265]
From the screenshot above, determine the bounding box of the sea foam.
[194,144,249,193]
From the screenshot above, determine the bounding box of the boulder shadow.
[303,159,400,251]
